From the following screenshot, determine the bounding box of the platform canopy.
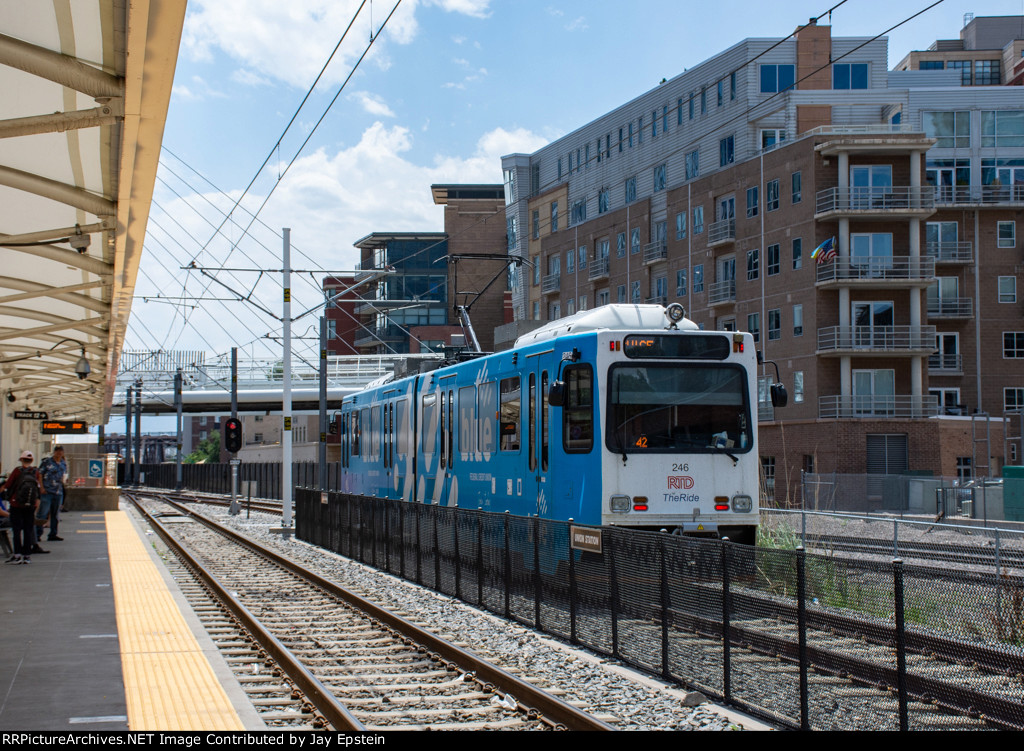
[0,1,185,425]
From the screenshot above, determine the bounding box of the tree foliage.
[184,431,221,464]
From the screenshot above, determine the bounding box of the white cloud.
[231,68,272,87]
[565,16,588,32]
[350,91,396,117]
[140,122,545,354]
[183,0,488,90]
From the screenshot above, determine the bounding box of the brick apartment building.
[500,16,1024,503]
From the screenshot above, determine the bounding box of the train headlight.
[732,495,753,513]
[610,495,631,513]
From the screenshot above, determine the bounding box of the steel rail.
[136,490,615,732]
[126,493,366,731]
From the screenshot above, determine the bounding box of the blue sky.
[130,0,1021,366]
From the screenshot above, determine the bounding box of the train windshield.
[607,364,751,454]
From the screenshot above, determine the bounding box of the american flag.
[812,236,837,264]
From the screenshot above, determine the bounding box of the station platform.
[0,502,264,731]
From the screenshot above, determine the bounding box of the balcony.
[815,256,935,287]
[542,273,561,294]
[817,326,937,355]
[589,256,610,280]
[708,218,736,246]
[643,240,668,264]
[924,241,973,264]
[815,186,935,218]
[933,184,1024,207]
[927,297,973,319]
[708,279,736,305]
[929,352,963,374]
[818,394,940,419]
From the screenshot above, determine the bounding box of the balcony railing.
[818,394,940,419]
[815,256,935,284]
[933,184,1024,206]
[815,186,935,215]
[643,240,668,264]
[758,401,775,422]
[817,326,937,353]
[708,279,736,305]
[542,273,561,294]
[929,352,963,373]
[924,241,973,264]
[927,297,973,318]
[588,256,610,280]
[708,218,736,245]
[646,294,668,306]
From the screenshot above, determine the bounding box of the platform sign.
[88,459,104,479]
[571,525,603,554]
[41,420,88,434]
[14,411,48,419]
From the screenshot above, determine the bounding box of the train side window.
[360,408,369,458]
[371,406,381,462]
[529,374,537,471]
[541,371,549,471]
[440,391,447,470]
[341,413,348,468]
[448,390,455,468]
[396,398,409,458]
[500,377,520,452]
[422,394,436,459]
[352,410,361,458]
[563,365,594,453]
[459,385,477,454]
[478,380,496,453]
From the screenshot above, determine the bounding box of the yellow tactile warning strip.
[105,510,245,731]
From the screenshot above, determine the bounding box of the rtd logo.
[667,476,694,489]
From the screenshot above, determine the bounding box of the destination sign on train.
[622,334,730,360]
[41,420,89,434]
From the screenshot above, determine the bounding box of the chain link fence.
[294,488,1024,731]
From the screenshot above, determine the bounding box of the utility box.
[1003,466,1024,522]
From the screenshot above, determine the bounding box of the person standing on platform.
[39,445,67,542]
[3,451,44,564]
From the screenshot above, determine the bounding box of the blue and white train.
[336,304,764,545]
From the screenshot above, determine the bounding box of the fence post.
[894,558,908,731]
[504,512,511,619]
[660,536,670,680]
[721,538,732,703]
[796,546,809,731]
[893,519,899,559]
[533,516,541,629]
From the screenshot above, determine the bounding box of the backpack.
[11,467,39,509]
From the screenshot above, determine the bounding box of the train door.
[526,355,552,517]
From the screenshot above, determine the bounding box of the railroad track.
[795,532,1024,573]
[126,492,615,731]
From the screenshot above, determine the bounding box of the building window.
[676,269,687,297]
[532,301,540,320]
[767,244,780,275]
[923,111,971,148]
[579,295,587,311]
[532,256,540,286]
[761,129,787,151]
[919,60,944,70]
[746,249,759,280]
[793,304,803,337]
[689,92,695,120]
[700,86,706,114]
[833,62,868,89]
[566,248,575,274]
[747,313,760,342]
[717,80,724,107]
[551,202,558,232]
[651,109,657,137]
[578,245,587,270]
[1006,388,1024,413]
[570,199,587,225]
[550,302,560,319]
[625,176,637,203]
[566,298,575,315]
[597,289,609,306]
[653,164,666,192]
[759,64,795,93]
[981,111,1024,147]
[617,232,626,258]
[746,186,758,218]
[617,285,626,304]
[675,211,687,240]
[584,144,590,170]
[618,127,624,152]
[947,59,971,85]
[999,222,1016,248]
[693,264,704,293]
[1005,332,1024,358]
[761,456,775,500]
[631,228,641,254]
[792,171,802,203]
[507,215,517,250]
[557,158,563,180]
[794,371,804,403]
[974,59,1000,85]
[631,280,641,303]
[719,136,734,166]
[768,309,781,341]
[730,71,736,100]
[598,189,609,214]
[531,210,540,239]
[766,179,779,211]
[999,276,1017,303]
[693,206,704,234]
[685,150,699,179]
[792,238,802,270]
[628,121,634,148]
